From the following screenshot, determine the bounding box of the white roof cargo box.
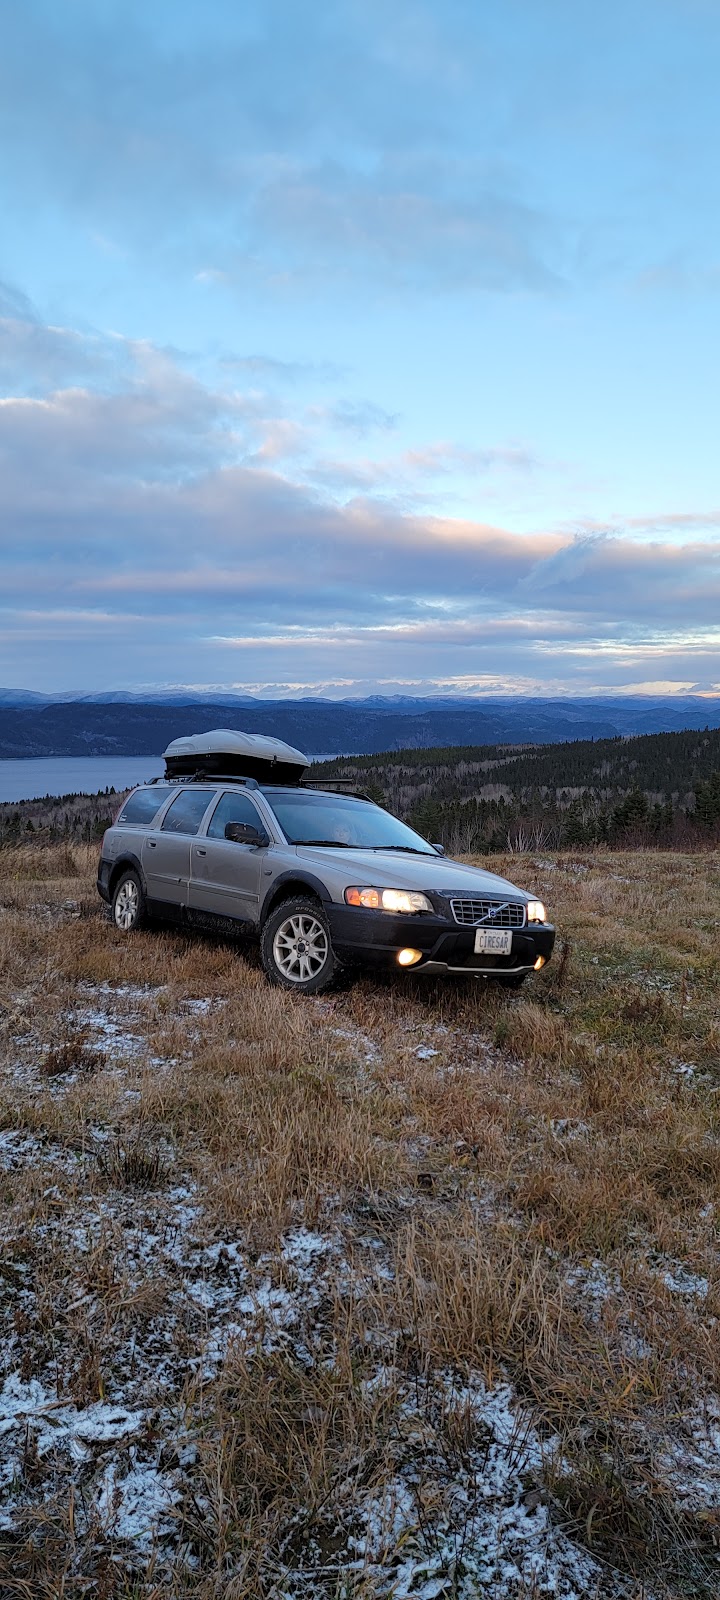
[163,728,309,784]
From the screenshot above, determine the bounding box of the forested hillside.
[0,699,617,759]
[313,727,720,851]
[2,726,719,851]
[2,693,720,761]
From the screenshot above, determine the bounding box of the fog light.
[534,955,546,970]
[398,948,423,967]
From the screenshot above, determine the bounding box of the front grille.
[449,897,526,929]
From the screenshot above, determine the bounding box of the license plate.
[474,928,513,955]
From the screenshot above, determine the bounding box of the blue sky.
[0,0,718,698]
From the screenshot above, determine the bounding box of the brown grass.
[1,842,719,1595]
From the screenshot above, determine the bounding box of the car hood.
[294,845,534,901]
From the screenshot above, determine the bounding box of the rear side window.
[207,792,265,839]
[161,788,218,836]
[117,786,174,825]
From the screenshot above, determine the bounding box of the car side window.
[160,789,218,836]
[206,792,265,840]
[117,786,174,825]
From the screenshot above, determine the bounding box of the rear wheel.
[112,869,146,933]
[261,897,339,994]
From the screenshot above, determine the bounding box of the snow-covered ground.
[0,977,717,1594]
[0,1170,611,1596]
[0,1125,613,1595]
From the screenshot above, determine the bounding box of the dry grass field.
[1,844,719,1598]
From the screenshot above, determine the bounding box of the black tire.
[261,896,339,994]
[111,869,147,933]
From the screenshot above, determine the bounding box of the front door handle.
[196,847,207,856]
[147,840,157,848]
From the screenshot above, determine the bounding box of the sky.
[0,0,718,700]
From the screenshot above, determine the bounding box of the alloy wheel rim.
[115,880,139,930]
[273,913,328,983]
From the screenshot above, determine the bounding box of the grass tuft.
[96,1133,171,1189]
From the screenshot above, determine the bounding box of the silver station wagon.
[97,730,555,995]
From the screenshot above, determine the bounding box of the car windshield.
[261,789,436,853]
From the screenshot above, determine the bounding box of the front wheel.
[112,869,147,933]
[261,897,339,994]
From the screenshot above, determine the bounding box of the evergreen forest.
[313,727,720,853]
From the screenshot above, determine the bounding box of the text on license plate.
[474,929,513,955]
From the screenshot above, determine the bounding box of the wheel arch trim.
[108,853,147,899]
[260,871,332,925]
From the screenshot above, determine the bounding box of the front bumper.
[326,904,555,977]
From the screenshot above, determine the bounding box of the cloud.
[308,441,537,494]
[0,298,717,693]
[1,0,718,312]
[0,279,36,320]
[0,279,117,395]
[521,531,609,592]
[318,399,399,435]
[220,354,343,383]
[0,5,569,296]
[249,159,564,292]
[404,442,536,476]
[0,319,111,395]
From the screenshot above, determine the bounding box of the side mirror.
[431,841,445,856]
[224,821,269,847]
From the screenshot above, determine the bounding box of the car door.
[142,787,218,908]
[190,790,268,921]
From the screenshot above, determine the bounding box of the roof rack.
[299,778,375,802]
[150,771,259,789]
[148,772,375,801]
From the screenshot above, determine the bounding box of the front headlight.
[345,887,433,914]
[526,899,546,923]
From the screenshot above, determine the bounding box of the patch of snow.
[78,981,162,1002]
[0,1130,43,1170]
[74,1006,147,1057]
[282,1227,331,1273]
[181,996,224,1015]
[201,1238,244,1269]
[657,1398,720,1510]
[235,1280,297,1326]
[415,1045,439,1060]
[564,1261,654,1360]
[551,1118,590,1140]
[288,1371,612,1599]
[96,1452,180,1547]
[661,1266,709,1299]
[0,1376,145,1457]
[0,1128,81,1178]
[565,1259,621,1306]
[330,1024,381,1065]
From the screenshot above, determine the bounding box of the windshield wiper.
[291,839,432,854]
[292,838,357,847]
[369,844,433,855]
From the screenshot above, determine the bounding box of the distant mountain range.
[0,689,719,760]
